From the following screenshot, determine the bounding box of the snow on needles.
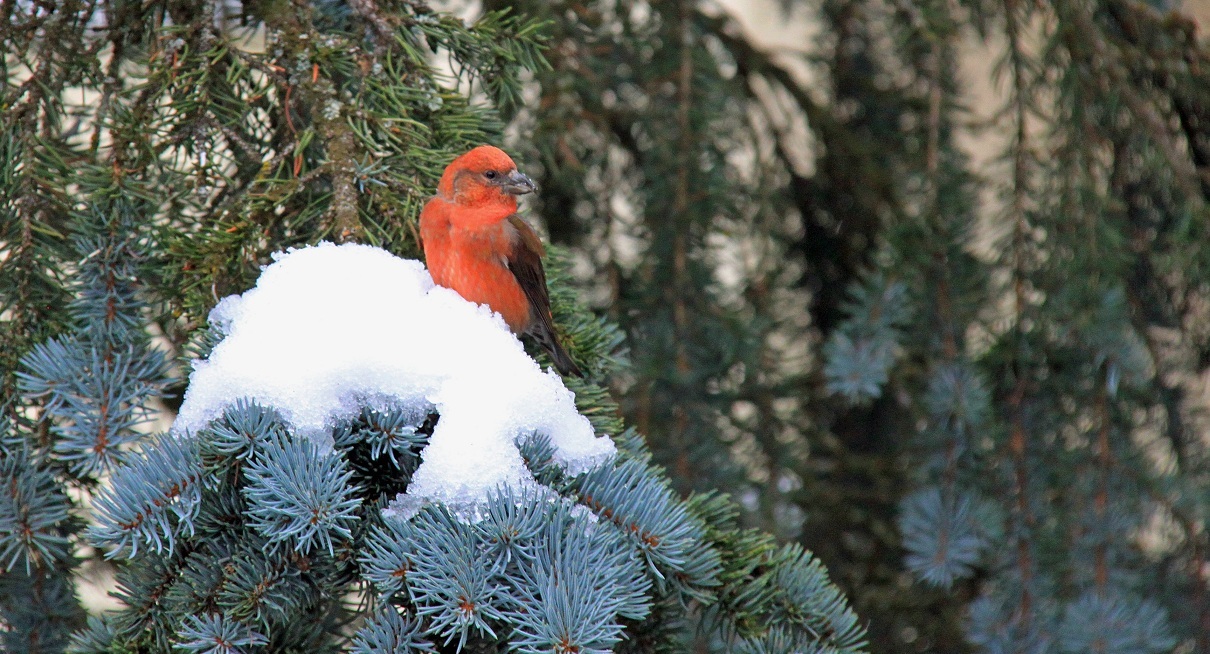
[174,242,615,509]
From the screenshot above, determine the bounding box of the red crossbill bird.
[420,145,583,377]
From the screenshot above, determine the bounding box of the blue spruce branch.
[90,434,206,559]
[574,457,722,600]
[176,613,268,654]
[351,605,436,654]
[0,453,73,573]
[242,436,360,556]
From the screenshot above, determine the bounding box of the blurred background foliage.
[495,0,1210,650]
[3,0,1210,651]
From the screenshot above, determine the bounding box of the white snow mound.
[174,242,614,508]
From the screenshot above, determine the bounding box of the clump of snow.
[174,242,614,508]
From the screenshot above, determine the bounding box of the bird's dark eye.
[484,170,498,180]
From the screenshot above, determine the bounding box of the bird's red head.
[437,145,537,207]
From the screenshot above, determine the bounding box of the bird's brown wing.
[505,213,551,326]
[505,214,582,376]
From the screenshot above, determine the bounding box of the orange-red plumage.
[420,146,582,376]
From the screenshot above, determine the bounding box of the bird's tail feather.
[531,324,583,377]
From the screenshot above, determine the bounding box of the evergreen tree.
[815,1,1210,650]
[0,1,863,653]
[496,0,961,647]
[6,0,1210,652]
[488,0,1210,651]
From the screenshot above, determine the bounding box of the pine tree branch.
[1101,1,1210,197]
[260,0,364,243]
[696,10,831,140]
[1109,449,1209,651]
[1093,370,1111,594]
[347,0,398,49]
[1062,3,1204,201]
[1004,0,1036,634]
[669,0,695,482]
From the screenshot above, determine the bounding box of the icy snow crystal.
[174,242,614,508]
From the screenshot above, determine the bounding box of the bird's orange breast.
[434,249,531,333]
[421,202,532,333]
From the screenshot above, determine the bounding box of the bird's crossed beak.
[500,170,537,196]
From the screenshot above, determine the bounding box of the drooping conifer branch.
[1004,0,1037,636]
